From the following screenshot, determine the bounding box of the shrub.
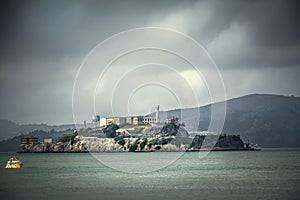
[57,134,72,143]
[117,138,125,146]
[129,143,138,152]
[129,140,139,152]
[102,124,119,138]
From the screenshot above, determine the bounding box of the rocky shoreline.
[17,134,259,153]
[17,120,261,153]
[17,136,187,153]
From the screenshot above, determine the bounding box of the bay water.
[0,150,299,200]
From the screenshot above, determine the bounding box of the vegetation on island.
[102,124,119,138]
[56,131,78,143]
[160,118,182,136]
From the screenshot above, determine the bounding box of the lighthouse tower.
[155,105,160,123]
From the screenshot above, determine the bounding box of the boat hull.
[5,164,23,169]
[5,163,23,169]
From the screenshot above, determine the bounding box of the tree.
[102,124,119,138]
[161,119,180,136]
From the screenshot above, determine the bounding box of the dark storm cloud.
[239,0,300,48]
[1,0,299,68]
[0,0,176,63]
[0,0,299,124]
[0,0,99,63]
[206,0,300,68]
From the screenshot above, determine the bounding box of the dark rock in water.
[215,135,244,148]
[189,134,246,151]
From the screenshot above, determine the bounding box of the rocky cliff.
[17,136,187,153]
[17,133,254,153]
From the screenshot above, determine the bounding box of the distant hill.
[0,120,77,141]
[220,94,300,147]
[160,94,300,147]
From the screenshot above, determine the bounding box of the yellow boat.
[5,157,23,169]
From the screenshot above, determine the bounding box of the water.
[0,150,299,200]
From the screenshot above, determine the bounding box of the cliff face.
[17,136,187,153]
[18,140,88,153]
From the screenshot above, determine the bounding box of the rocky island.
[17,118,260,153]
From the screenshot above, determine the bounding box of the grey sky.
[0,0,299,125]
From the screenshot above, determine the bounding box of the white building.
[100,105,160,126]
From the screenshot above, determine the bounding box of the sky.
[0,0,299,125]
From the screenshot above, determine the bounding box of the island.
[17,118,260,153]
